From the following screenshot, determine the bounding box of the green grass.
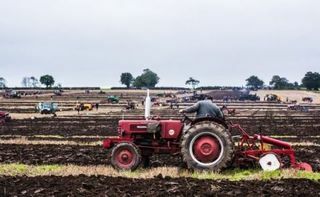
[188,169,259,181]
[0,164,28,175]
[188,168,320,181]
[0,163,62,176]
[0,163,319,181]
[33,164,61,174]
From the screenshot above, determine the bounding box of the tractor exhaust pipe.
[145,89,151,120]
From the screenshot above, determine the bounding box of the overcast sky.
[0,0,319,87]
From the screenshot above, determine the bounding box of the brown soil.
[0,144,182,167]
[0,144,106,165]
[0,118,118,136]
[0,175,319,196]
[0,136,104,143]
[1,115,320,136]
[0,143,318,171]
[294,145,320,171]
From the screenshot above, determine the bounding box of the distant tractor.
[3,90,21,99]
[75,103,93,111]
[107,96,119,104]
[36,102,58,115]
[239,94,260,101]
[192,94,213,101]
[264,94,281,102]
[181,94,212,102]
[125,101,136,110]
[54,89,63,96]
[0,111,11,125]
[302,97,313,103]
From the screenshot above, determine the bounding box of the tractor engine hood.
[119,119,183,139]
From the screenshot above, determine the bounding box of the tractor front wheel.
[111,143,141,171]
[181,122,234,171]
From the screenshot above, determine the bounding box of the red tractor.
[103,101,312,172]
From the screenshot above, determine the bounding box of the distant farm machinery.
[107,96,119,104]
[264,94,282,102]
[0,111,11,125]
[239,94,260,101]
[302,97,313,103]
[75,103,93,111]
[3,90,21,99]
[35,102,58,115]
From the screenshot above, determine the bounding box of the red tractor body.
[103,119,184,155]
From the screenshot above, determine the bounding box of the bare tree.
[22,76,39,87]
[185,77,200,90]
[30,76,39,87]
[22,77,31,87]
[0,77,6,88]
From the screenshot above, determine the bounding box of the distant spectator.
[77,103,84,115]
[95,103,99,111]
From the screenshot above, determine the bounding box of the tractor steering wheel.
[181,113,193,124]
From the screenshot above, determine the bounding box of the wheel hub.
[116,150,134,166]
[193,135,221,163]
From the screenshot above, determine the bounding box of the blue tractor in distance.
[36,102,58,115]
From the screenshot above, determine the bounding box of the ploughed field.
[0,90,320,195]
[1,111,320,136]
[2,175,320,196]
[0,143,319,171]
[0,113,320,169]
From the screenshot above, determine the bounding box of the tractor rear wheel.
[181,122,233,171]
[111,143,141,171]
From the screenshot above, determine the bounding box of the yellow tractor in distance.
[75,103,93,111]
[264,94,282,102]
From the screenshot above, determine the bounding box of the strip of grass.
[0,163,319,181]
[0,163,61,176]
[188,168,320,181]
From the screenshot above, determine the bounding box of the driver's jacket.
[184,100,224,119]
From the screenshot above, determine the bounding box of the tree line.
[1,70,319,90]
[0,75,57,88]
[121,70,320,91]
[120,68,160,88]
[246,72,320,90]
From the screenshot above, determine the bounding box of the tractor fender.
[191,117,228,129]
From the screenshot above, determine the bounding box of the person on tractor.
[179,98,224,119]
